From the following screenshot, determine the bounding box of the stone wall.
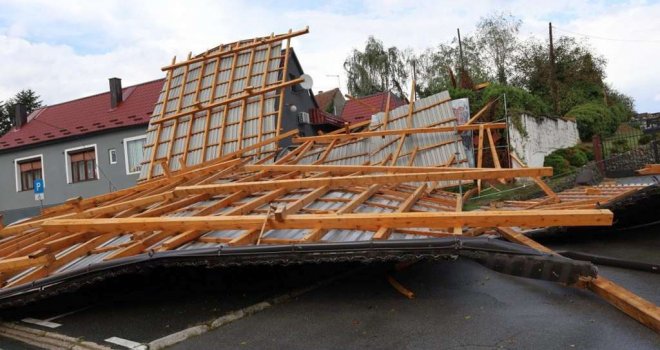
[508,114,580,168]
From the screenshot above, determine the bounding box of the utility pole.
[457,28,465,84]
[549,22,559,115]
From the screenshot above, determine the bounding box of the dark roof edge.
[0,123,149,155]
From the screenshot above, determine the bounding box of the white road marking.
[44,305,93,321]
[105,336,147,349]
[20,318,61,329]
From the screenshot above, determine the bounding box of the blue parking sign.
[34,179,44,194]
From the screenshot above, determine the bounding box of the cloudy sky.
[1,0,659,112]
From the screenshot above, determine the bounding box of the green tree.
[344,36,410,98]
[0,89,43,136]
[416,37,490,97]
[476,13,521,85]
[0,100,9,136]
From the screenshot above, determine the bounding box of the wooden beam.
[496,226,660,333]
[42,209,614,234]
[337,184,382,214]
[373,184,427,240]
[161,27,309,71]
[389,135,407,166]
[292,123,507,144]
[586,276,660,332]
[151,78,305,125]
[465,99,495,125]
[0,255,50,274]
[174,168,554,196]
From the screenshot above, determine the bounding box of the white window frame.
[64,144,99,184]
[123,135,147,175]
[109,149,117,164]
[14,154,45,192]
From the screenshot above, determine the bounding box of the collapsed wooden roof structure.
[0,28,657,332]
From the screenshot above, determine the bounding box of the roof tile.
[0,79,164,151]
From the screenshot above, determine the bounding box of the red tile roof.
[314,88,340,113]
[340,91,406,124]
[0,79,164,151]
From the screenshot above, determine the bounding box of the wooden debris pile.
[0,28,657,332]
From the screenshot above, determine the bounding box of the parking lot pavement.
[0,226,658,349]
[0,263,357,347]
[169,258,659,350]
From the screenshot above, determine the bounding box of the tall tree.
[476,13,521,85]
[416,35,490,97]
[344,36,409,98]
[513,36,609,115]
[0,100,9,136]
[0,89,43,136]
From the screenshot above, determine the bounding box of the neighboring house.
[340,91,406,124]
[0,78,163,224]
[279,49,342,145]
[314,88,346,116]
[632,112,660,133]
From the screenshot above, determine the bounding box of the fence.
[595,131,659,178]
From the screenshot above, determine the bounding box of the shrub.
[565,102,618,141]
[480,83,550,118]
[566,148,588,167]
[638,134,653,145]
[544,153,571,175]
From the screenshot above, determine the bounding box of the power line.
[553,26,660,44]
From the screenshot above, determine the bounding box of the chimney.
[14,104,28,128]
[109,77,123,109]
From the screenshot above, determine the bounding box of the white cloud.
[0,0,658,112]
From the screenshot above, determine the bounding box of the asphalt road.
[0,226,658,349]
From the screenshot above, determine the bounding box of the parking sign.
[34,179,44,201]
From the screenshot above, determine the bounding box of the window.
[15,156,43,192]
[124,135,146,175]
[109,149,117,164]
[65,146,97,183]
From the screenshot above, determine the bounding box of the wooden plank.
[486,128,501,168]
[637,164,660,175]
[42,209,614,234]
[244,164,529,175]
[382,92,392,127]
[280,186,330,217]
[496,227,554,253]
[152,77,305,125]
[336,184,382,214]
[293,123,507,144]
[407,147,418,166]
[174,168,554,196]
[276,32,293,139]
[161,27,309,71]
[0,255,50,274]
[587,276,660,333]
[373,184,427,240]
[465,99,495,125]
[389,135,406,166]
[496,227,660,333]
[256,37,275,158]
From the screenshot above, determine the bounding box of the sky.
[1,0,659,112]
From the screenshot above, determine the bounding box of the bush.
[544,153,571,175]
[480,83,550,118]
[638,134,653,145]
[565,102,618,141]
[566,148,588,167]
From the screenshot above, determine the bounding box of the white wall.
[508,114,580,168]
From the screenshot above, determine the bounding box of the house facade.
[0,78,163,224]
[315,88,346,116]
